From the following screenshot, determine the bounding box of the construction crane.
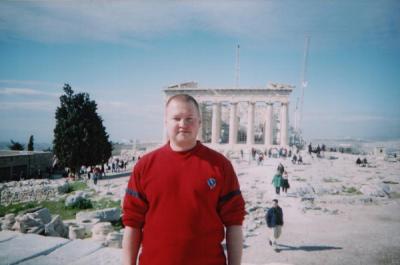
[297,35,310,133]
[235,44,240,89]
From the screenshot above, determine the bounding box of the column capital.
[230,101,238,105]
[266,101,273,106]
[281,101,289,106]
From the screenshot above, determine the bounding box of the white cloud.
[0,1,398,45]
[304,112,399,123]
[0,101,57,111]
[0,88,61,97]
[97,100,163,120]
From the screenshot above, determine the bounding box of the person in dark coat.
[266,199,284,251]
[277,163,285,175]
[281,171,290,194]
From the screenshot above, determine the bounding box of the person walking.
[281,171,290,194]
[266,199,284,252]
[277,163,284,175]
[93,167,100,185]
[272,172,282,195]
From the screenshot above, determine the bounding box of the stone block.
[0,232,69,265]
[67,247,123,265]
[18,239,103,265]
[76,207,121,222]
[45,215,68,238]
[106,231,123,248]
[91,222,113,242]
[68,225,86,240]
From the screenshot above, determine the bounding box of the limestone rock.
[57,182,71,194]
[34,208,52,224]
[14,213,44,234]
[105,231,123,248]
[360,185,386,197]
[45,215,68,238]
[76,207,121,223]
[1,214,16,230]
[78,218,100,235]
[69,224,86,239]
[91,222,113,242]
[65,191,90,207]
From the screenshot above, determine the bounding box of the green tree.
[8,140,24,151]
[27,135,34,151]
[53,84,112,174]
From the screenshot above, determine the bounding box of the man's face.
[165,99,201,149]
[272,201,278,208]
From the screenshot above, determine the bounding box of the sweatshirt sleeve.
[218,159,246,227]
[122,163,148,229]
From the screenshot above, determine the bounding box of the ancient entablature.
[163,82,294,149]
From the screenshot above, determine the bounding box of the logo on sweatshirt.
[207,177,217,189]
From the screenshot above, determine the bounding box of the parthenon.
[163,82,294,150]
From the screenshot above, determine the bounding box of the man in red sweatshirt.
[122,94,245,265]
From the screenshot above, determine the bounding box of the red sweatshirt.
[123,141,245,265]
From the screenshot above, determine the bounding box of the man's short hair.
[166,94,200,115]
[273,199,278,203]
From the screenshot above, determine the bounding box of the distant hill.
[0,141,52,151]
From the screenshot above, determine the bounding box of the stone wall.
[0,179,68,206]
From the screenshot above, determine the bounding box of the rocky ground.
[237,151,400,265]
[1,150,400,265]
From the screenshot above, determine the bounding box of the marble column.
[229,102,238,145]
[197,102,203,142]
[211,102,221,144]
[162,99,168,143]
[247,101,255,145]
[280,102,288,146]
[264,102,273,145]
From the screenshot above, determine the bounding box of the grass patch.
[294,177,307,182]
[388,192,400,199]
[0,200,81,220]
[323,177,340,183]
[93,198,121,209]
[343,187,362,195]
[111,219,124,231]
[66,198,93,210]
[65,181,88,193]
[70,181,88,191]
[42,200,82,220]
[0,202,37,217]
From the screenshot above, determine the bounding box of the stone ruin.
[0,206,124,249]
[0,179,70,205]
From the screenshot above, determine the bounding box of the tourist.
[356,157,362,165]
[240,149,244,160]
[272,171,282,195]
[258,153,264,166]
[292,154,297,164]
[298,155,303,164]
[308,143,313,155]
[122,94,245,265]
[266,199,284,252]
[277,163,285,175]
[93,167,100,185]
[255,152,260,165]
[281,171,290,194]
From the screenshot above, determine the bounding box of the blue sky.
[0,0,399,144]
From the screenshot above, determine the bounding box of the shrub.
[68,198,93,210]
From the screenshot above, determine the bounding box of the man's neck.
[169,141,197,152]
